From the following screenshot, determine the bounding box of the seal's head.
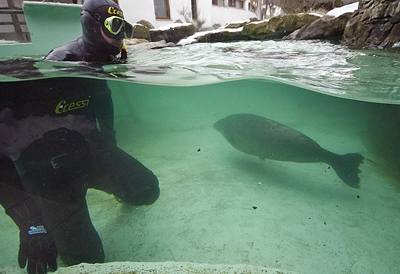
[80,0,133,59]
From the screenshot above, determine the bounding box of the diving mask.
[103,16,134,39]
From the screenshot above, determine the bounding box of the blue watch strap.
[28,225,47,235]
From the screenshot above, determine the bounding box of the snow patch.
[154,22,193,31]
[224,19,250,26]
[308,12,324,17]
[326,2,359,18]
[246,19,270,26]
[178,27,243,46]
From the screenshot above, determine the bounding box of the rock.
[261,0,357,14]
[150,41,176,49]
[342,0,400,49]
[286,13,352,41]
[132,24,150,40]
[343,0,358,4]
[127,40,175,51]
[196,29,246,43]
[225,20,250,29]
[223,18,258,29]
[124,38,149,46]
[136,20,154,29]
[150,23,196,43]
[312,0,344,12]
[242,13,320,40]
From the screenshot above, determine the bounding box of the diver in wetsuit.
[46,0,131,62]
[0,1,159,273]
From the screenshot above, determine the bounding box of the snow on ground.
[153,22,194,31]
[326,2,359,17]
[177,27,243,46]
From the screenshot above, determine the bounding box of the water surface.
[1,40,400,103]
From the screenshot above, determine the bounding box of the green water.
[1,42,400,273]
[4,78,398,273]
[110,80,398,273]
[107,79,399,274]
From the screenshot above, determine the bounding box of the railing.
[28,0,83,3]
[0,0,30,42]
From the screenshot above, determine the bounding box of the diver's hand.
[120,47,128,61]
[18,226,57,274]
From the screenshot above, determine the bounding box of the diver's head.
[80,0,133,57]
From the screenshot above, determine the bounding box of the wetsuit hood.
[80,0,123,61]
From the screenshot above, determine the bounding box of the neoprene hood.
[81,0,124,57]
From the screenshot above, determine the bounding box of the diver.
[0,0,159,274]
[46,0,130,62]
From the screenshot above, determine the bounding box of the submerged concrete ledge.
[55,261,299,274]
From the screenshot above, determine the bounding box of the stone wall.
[342,0,400,49]
[264,0,358,13]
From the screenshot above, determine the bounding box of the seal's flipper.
[329,153,364,188]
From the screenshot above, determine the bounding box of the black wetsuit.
[0,77,159,265]
[46,37,119,62]
[0,0,159,270]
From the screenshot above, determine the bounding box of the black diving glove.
[6,203,58,274]
[18,225,58,274]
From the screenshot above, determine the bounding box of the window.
[228,0,235,7]
[213,0,224,6]
[153,0,170,19]
[238,0,244,9]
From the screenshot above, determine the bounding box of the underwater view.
[0,38,399,274]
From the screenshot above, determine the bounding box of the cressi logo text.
[107,7,123,17]
[55,99,90,114]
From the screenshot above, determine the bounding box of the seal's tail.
[329,153,364,188]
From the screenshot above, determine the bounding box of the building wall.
[119,1,155,26]
[201,0,254,27]
[196,1,212,28]
[120,0,256,29]
[169,0,192,23]
[210,4,255,27]
[120,0,191,28]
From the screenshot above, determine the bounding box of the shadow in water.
[228,156,358,201]
[363,104,400,190]
[0,59,43,79]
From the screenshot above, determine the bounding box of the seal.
[214,113,363,188]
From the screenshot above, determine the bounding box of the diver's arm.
[4,197,58,274]
[0,157,58,274]
[0,157,28,212]
[92,82,116,145]
[44,38,83,62]
[45,49,81,62]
